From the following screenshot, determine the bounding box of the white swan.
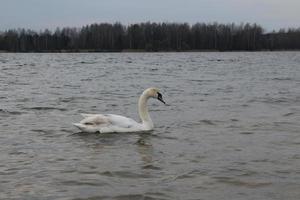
[73,88,166,133]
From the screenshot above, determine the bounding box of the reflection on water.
[0,52,299,200]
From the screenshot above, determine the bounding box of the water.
[0,52,299,200]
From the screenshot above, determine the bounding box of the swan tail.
[80,113,97,118]
[73,123,98,133]
[73,123,85,130]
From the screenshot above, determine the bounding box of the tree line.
[0,22,299,52]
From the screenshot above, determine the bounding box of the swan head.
[144,87,166,104]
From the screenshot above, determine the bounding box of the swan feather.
[73,88,165,133]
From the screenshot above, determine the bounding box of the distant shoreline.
[1,22,300,52]
[1,49,300,53]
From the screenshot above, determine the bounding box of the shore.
[1,49,300,53]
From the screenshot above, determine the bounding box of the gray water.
[0,52,299,200]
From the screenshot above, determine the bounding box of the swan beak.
[157,92,166,104]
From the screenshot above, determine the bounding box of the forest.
[0,22,300,52]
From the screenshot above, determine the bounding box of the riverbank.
[1,49,300,53]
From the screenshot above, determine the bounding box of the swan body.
[73,88,165,133]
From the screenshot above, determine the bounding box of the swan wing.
[79,113,137,127]
[79,114,111,126]
[103,114,139,128]
[74,114,141,133]
[74,114,113,133]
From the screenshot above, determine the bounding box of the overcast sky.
[1,0,300,31]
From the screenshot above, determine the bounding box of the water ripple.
[0,52,299,200]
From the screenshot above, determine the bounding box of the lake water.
[0,52,299,200]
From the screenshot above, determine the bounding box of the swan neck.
[138,92,153,128]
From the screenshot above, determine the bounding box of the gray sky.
[1,0,300,31]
